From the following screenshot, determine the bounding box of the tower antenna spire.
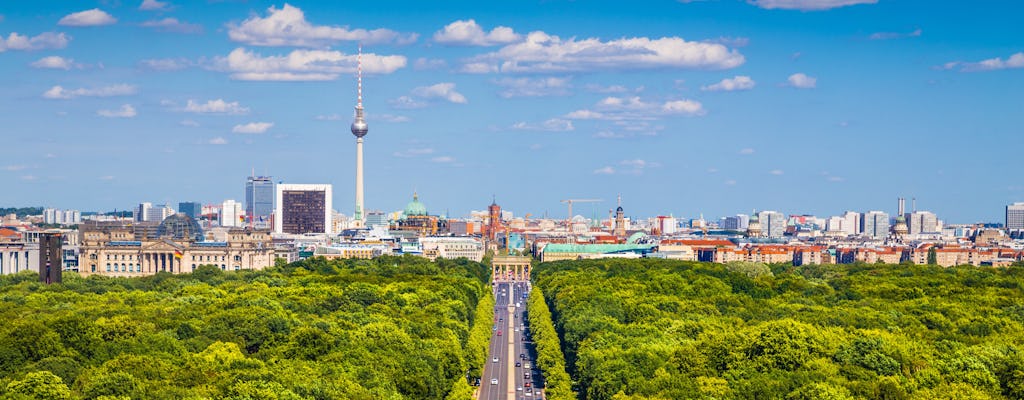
[350,45,369,224]
[357,45,363,109]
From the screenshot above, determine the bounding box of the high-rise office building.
[245,176,275,229]
[136,202,152,222]
[861,211,890,239]
[220,200,243,228]
[1007,203,1024,230]
[722,214,749,231]
[841,211,861,236]
[275,184,332,234]
[906,211,939,235]
[178,202,202,219]
[758,211,786,238]
[366,210,387,227]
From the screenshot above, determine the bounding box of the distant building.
[841,211,861,236]
[220,200,243,228]
[275,184,332,235]
[1007,202,1024,230]
[861,211,890,239]
[420,237,484,262]
[136,202,152,222]
[365,210,387,228]
[722,214,749,231]
[245,176,275,229]
[758,211,786,238]
[393,193,445,236]
[178,202,202,219]
[43,208,80,225]
[906,211,939,236]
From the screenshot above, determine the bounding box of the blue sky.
[1,0,1022,223]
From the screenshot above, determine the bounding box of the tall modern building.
[245,175,275,229]
[275,184,333,234]
[861,211,890,239]
[136,202,152,222]
[350,49,368,224]
[178,202,202,219]
[1007,202,1024,230]
[758,211,787,238]
[220,200,243,228]
[906,211,939,236]
[722,214,749,231]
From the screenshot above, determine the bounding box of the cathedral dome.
[404,192,427,217]
[156,213,203,241]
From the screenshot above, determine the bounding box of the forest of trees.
[533,259,1024,400]
[0,255,493,399]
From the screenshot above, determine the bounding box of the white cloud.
[769,169,784,175]
[749,0,877,11]
[583,83,629,93]
[494,77,571,98]
[707,36,751,47]
[232,122,273,134]
[99,175,115,180]
[43,84,137,99]
[227,4,416,47]
[414,58,447,70]
[724,179,737,186]
[21,175,38,181]
[462,31,744,73]
[208,137,228,145]
[141,18,202,34]
[389,96,427,109]
[212,47,406,81]
[373,113,410,123]
[565,96,705,121]
[827,176,845,182]
[58,9,117,27]
[787,72,817,88]
[179,119,199,127]
[739,148,755,155]
[869,28,921,40]
[315,114,341,121]
[30,56,78,70]
[139,58,191,71]
[394,148,434,158]
[410,82,467,104]
[3,165,27,171]
[139,0,170,11]
[511,118,575,132]
[431,156,456,163]
[593,166,615,175]
[97,104,137,118]
[0,32,70,52]
[702,75,755,91]
[184,99,249,115]
[944,52,1024,72]
[434,19,520,46]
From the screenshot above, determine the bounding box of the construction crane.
[560,199,602,226]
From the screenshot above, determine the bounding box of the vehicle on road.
[525,382,532,388]
[497,330,502,336]
[493,357,499,363]
[491,378,498,385]
[515,361,521,367]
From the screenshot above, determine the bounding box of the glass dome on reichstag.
[156,214,204,241]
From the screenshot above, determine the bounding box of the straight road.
[477,281,538,400]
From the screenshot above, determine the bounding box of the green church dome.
[404,192,427,217]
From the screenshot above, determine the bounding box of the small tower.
[747,210,763,238]
[614,194,626,238]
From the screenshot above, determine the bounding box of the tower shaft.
[355,138,364,221]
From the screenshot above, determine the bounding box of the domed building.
[393,192,445,236]
[155,213,204,241]
[747,211,763,238]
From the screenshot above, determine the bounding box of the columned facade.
[491,256,531,283]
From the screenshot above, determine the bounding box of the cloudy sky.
[1,0,1022,223]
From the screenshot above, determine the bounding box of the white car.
[493,357,499,363]
[490,378,498,385]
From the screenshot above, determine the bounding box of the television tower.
[350,47,368,223]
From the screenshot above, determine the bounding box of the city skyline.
[2,1,1022,222]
